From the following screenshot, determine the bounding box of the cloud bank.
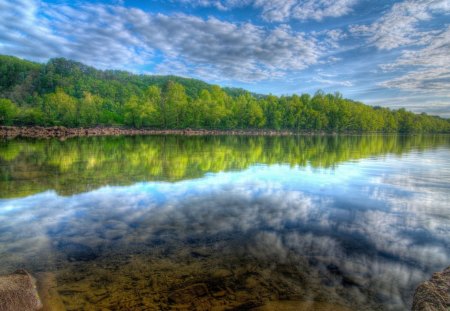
[0,0,327,81]
[350,0,450,92]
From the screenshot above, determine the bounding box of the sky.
[0,0,449,116]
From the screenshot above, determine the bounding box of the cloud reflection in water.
[0,149,449,310]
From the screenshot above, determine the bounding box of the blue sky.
[1,0,449,116]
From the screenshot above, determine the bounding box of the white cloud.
[288,0,357,22]
[0,0,65,58]
[363,96,450,117]
[379,25,450,91]
[137,14,322,80]
[177,0,358,22]
[312,77,353,87]
[0,0,324,81]
[350,0,450,50]
[379,67,450,91]
[319,28,348,48]
[349,0,450,92]
[379,24,450,70]
[0,1,154,69]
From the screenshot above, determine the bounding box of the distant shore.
[0,126,326,138]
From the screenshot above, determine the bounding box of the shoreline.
[0,126,441,139]
[0,126,354,138]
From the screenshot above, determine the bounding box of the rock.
[0,269,43,311]
[168,283,209,304]
[412,266,450,311]
[212,269,233,279]
[57,241,98,262]
[254,301,353,311]
[0,126,305,138]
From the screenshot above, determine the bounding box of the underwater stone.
[412,266,450,311]
[0,269,43,311]
[57,242,98,262]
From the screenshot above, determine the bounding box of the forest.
[1,55,449,133]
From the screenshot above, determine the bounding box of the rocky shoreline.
[1,265,449,310]
[0,126,312,139]
[0,270,43,311]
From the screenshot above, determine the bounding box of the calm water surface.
[0,135,449,310]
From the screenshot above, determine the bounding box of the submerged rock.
[57,241,98,262]
[0,269,43,311]
[412,266,450,311]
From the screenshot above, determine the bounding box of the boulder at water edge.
[0,270,43,311]
[412,266,450,311]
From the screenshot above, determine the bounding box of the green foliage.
[124,90,158,128]
[17,107,45,126]
[0,55,449,132]
[163,81,188,128]
[42,87,77,126]
[0,98,18,125]
[78,92,103,126]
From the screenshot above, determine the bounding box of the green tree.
[144,85,162,127]
[78,92,103,126]
[0,98,18,125]
[163,81,188,128]
[262,95,282,130]
[124,95,155,128]
[42,88,77,126]
[204,86,230,129]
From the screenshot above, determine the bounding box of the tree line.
[1,55,449,132]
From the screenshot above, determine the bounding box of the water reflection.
[1,134,449,198]
[0,136,449,310]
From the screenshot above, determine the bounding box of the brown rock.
[168,283,209,304]
[0,269,43,311]
[0,125,329,138]
[412,266,450,311]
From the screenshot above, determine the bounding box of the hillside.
[0,55,449,132]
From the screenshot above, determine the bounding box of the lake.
[0,135,449,310]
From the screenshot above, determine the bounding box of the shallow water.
[0,135,449,310]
